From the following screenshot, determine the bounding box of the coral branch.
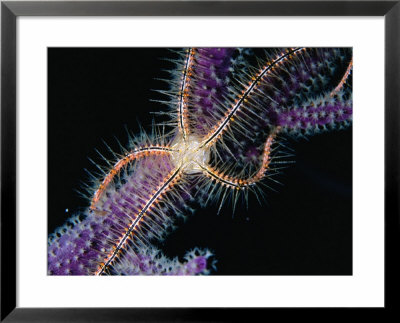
[186,48,236,137]
[276,92,352,134]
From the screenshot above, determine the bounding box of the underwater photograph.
[48,48,352,276]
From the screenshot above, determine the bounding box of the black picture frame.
[1,1,399,321]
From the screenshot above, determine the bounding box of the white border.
[17,17,384,307]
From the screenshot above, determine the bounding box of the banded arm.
[177,48,195,141]
[90,146,175,211]
[199,129,279,190]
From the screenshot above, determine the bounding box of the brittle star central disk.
[171,134,210,173]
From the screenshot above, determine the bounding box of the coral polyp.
[48,47,352,275]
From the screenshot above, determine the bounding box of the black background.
[48,48,352,275]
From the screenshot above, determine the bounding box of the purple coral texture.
[188,48,235,137]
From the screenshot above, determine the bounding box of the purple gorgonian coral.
[48,48,352,275]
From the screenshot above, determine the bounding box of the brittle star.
[86,47,352,275]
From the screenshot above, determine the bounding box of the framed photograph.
[48,46,353,278]
[1,0,398,321]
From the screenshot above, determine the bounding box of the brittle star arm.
[95,165,183,275]
[198,129,279,189]
[177,48,195,141]
[90,146,176,211]
[330,58,353,97]
[199,48,305,148]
